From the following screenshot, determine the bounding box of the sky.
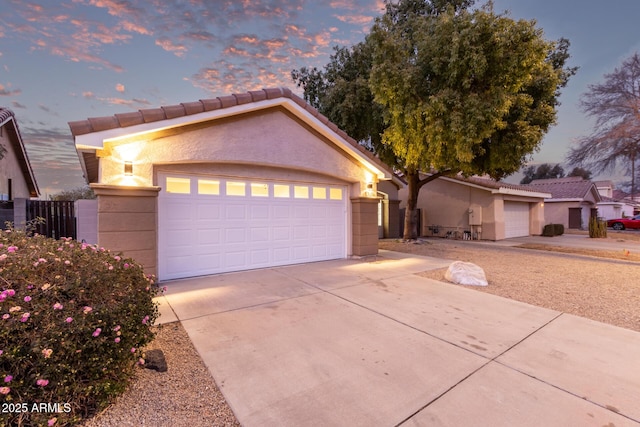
[1,0,640,197]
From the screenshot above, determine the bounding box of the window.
[312,187,327,199]
[226,181,246,196]
[166,177,191,194]
[329,188,343,200]
[198,180,220,195]
[274,184,290,198]
[294,186,309,199]
[251,183,269,197]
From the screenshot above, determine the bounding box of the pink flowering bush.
[0,230,159,426]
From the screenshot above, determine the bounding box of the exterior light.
[124,161,133,176]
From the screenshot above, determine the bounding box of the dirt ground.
[380,238,640,333]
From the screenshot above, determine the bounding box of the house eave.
[491,187,551,198]
[73,97,392,182]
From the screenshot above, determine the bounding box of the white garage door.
[503,202,530,239]
[157,174,347,280]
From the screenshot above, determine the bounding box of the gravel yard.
[82,238,640,426]
[380,238,640,333]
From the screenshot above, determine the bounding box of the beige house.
[0,108,39,200]
[525,177,601,229]
[399,175,550,240]
[69,88,394,281]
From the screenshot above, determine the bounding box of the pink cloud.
[155,37,188,57]
[116,83,125,93]
[82,91,95,98]
[334,14,374,26]
[0,84,21,97]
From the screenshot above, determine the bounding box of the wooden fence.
[26,200,76,239]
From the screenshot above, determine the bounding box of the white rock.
[445,261,488,286]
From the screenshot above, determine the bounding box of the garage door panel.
[159,174,347,280]
[504,202,530,239]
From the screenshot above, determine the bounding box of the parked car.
[607,214,640,230]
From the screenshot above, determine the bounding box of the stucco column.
[351,197,379,256]
[91,184,160,277]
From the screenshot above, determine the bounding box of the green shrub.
[589,217,607,238]
[0,229,160,426]
[553,223,564,236]
[542,223,564,237]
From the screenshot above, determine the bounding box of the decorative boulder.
[445,261,488,286]
[144,349,168,372]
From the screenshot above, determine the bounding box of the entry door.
[568,208,582,229]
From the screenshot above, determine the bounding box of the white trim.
[438,176,550,199]
[74,98,391,181]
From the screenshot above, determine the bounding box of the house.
[69,87,394,281]
[0,108,39,200]
[0,108,40,226]
[525,177,601,229]
[594,181,635,220]
[399,175,550,240]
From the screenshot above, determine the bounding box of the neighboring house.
[594,181,635,220]
[0,108,39,200]
[398,175,550,240]
[0,108,40,227]
[69,87,394,281]
[525,177,601,229]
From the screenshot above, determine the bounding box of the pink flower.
[2,314,9,320]
[142,315,149,325]
[6,289,15,297]
[0,350,3,356]
[38,258,47,263]
[9,306,21,313]
[36,379,49,387]
[7,246,17,253]
[92,328,102,337]
[114,337,120,343]
[4,375,12,383]
[0,387,10,395]
[27,285,34,290]
[42,348,53,358]
[64,260,71,265]
[53,303,63,310]
[114,256,121,261]
[23,296,31,302]
[113,325,121,332]
[131,347,136,353]
[48,417,57,426]
[82,306,92,314]
[138,358,145,365]
[20,313,30,322]
[65,317,73,323]
[0,254,7,261]
[124,263,130,269]
[57,247,63,251]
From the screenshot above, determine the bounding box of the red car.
[607,214,640,230]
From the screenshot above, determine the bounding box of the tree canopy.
[520,163,565,184]
[567,52,640,199]
[293,0,575,239]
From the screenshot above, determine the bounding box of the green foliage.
[588,217,608,238]
[542,223,564,237]
[369,3,573,178]
[520,163,565,184]
[49,186,96,202]
[567,166,592,181]
[0,230,160,426]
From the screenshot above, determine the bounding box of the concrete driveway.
[157,251,640,426]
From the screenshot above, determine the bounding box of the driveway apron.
[159,250,640,427]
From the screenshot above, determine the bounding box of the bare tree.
[568,52,640,199]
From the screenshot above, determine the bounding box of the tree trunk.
[402,170,453,241]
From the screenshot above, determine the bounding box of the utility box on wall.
[468,205,482,226]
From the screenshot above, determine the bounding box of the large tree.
[294,0,575,239]
[520,163,565,184]
[567,52,640,200]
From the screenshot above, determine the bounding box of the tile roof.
[439,174,549,195]
[68,87,392,177]
[525,177,598,200]
[0,108,39,197]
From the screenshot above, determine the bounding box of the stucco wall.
[401,179,499,240]
[0,123,32,199]
[92,185,159,276]
[100,109,374,198]
[543,201,578,229]
[351,198,378,256]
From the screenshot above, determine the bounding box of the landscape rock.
[144,349,168,372]
[445,261,488,286]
